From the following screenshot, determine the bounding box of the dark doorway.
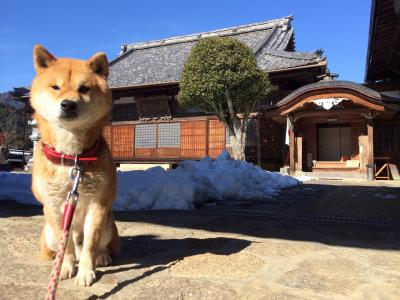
[318,125,351,161]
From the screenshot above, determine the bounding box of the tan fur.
[30,45,120,286]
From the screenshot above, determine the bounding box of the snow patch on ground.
[294,175,314,182]
[0,151,299,210]
[0,172,35,205]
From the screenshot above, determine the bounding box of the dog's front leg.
[60,229,78,280]
[44,207,77,280]
[75,204,106,287]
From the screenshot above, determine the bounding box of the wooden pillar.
[155,123,159,159]
[132,124,136,158]
[289,130,295,174]
[256,114,261,166]
[367,120,374,167]
[296,136,303,172]
[358,135,368,173]
[205,118,209,157]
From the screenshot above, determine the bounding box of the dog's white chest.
[35,168,107,209]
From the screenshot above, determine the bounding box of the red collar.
[42,140,101,166]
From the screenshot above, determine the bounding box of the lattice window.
[158,123,180,147]
[135,124,156,148]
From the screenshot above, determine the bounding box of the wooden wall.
[374,118,400,165]
[113,125,135,158]
[259,116,284,169]
[104,119,226,161]
[135,147,157,159]
[208,120,226,158]
[351,121,367,158]
[181,120,207,158]
[103,126,112,150]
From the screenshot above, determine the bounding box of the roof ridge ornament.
[120,43,128,55]
[315,48,324,57]
[317,72,339,81]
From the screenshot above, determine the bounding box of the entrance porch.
[290,106,371,178]
[259,80,400,179]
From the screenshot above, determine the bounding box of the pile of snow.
[0,151,299,210]
[0,172,35,205]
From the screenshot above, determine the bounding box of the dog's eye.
[51,85,60,91]
[78,85,90,93]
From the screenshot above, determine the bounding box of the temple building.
[105,16,327,168]
[15,7,400,179]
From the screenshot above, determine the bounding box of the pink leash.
[45,164,81,300]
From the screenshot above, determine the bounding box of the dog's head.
[30,45,112,129]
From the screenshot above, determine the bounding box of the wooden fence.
[103,119,226,161]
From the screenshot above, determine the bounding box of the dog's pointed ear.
[33,45,56,73]
[87,52,109,79]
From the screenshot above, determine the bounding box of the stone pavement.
[0,179,400,299]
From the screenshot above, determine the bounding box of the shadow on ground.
[88,235,251,299]
[113,182,400,251]
[0,200,42,218]
[114,210,400,251]
[282,183,400,220]
[1,182,399,252]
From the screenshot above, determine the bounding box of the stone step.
[304,171,366,179]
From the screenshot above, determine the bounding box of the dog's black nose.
[60,100,77,112]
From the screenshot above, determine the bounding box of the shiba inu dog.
[30,45,120,286]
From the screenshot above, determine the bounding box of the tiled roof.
[108,16,325,88]
[276,80,382,107]
[257,50,324,72]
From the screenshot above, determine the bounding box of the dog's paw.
[60,262,77,280]
[75,268,96,287]
[96,251,112,267]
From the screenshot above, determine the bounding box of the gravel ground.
[0,179,399,299]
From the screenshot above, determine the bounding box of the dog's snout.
[60,100,77,112]
[60,100,78,119]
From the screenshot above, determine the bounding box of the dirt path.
[1,180,400,299]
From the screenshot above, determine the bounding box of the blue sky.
[0,0,371,92]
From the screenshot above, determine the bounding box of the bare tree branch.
[0,98,28,150]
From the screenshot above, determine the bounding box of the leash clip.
[67,155,82,203]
